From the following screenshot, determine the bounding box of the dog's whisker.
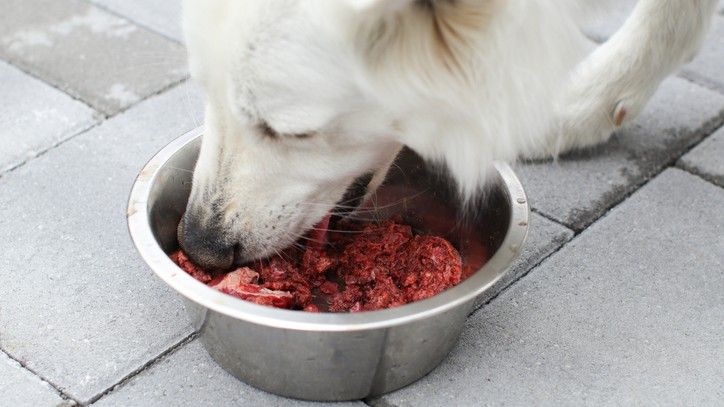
[300,192,426,213]
[298,202,355,209]
[294,235,326,244]
[298,189,381,209]
[267,239,297,263]
[307,228,363,234]
[184,83,201,128]
[165,165,194,174]
[111,64,187,72]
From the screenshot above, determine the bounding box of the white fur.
[181,0,716,262]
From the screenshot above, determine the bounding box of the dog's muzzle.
[177,211,237,270]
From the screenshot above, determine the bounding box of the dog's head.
[179,0,495,269]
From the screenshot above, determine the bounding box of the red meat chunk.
[216,283,294,308]
[171,250,214,283]
[336,221,414,286]
[397,235,463,302]
[319,281,339,295]
[210,267,259,287]
[210,268,292,308]
[171,219,477,313]
[328,284,364,313]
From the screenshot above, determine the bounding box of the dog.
[178,0,717,269]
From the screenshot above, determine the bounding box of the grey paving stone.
[581,0,636,42]
[0,60,97,174]
[0,82,203,404]
[519,77,724,231]
[678,125,724,187]
[93,340,366,407]
[682,16,724,93]
[0,0,188,115]
[88,0,184,43]
[0,351,66,407]
[378,168,724,407]
[473,213,573,310]
[582,3,722,44]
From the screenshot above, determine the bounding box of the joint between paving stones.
[106,75,190,119]
[0,121,100,179]
[0,57,99,114]
[469,228,575,317]
[364,398,399,407]
[467,173,631,317]
[675,165,724,191]
[530,208,571,234]
[0,56,188,121]
[678,70,724,96]
[87,332,198,406]
[0,76,191,181]
[583,116,724,227]
[77,0,184,46]
[1,347,81,406]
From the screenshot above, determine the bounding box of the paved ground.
[1,2,722,406]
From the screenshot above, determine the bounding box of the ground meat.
[170,250,215,283]
[171,219,475,313]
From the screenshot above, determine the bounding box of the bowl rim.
[127,127,529,332]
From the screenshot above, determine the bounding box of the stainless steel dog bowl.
[127,127,529,401]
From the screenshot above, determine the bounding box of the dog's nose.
[177,212,235,270]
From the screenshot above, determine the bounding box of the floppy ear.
[344,0,417,13]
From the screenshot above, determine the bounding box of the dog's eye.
[257,120,314,141]
[257,121,279,139]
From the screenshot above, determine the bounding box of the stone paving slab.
[678,125,724,187]
[93,340,366,407]
[473,213,573,310]
[1,351,67,407]
[0,82,203,404]
[0,0,188,116]
[518,77,724,231]
[682,16,724,94]
[0,59,97,174]
[582,2,722,45]
[581,0,635,42]
[88,0,184,43]
[377,168,724,407]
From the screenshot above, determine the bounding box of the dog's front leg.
[545,0,718,157]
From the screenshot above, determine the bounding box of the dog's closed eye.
[257,121,280,139]
[257,120,313,140]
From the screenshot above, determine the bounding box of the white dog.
[179,0,717,269]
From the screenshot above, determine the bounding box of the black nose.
[177,212,235,270]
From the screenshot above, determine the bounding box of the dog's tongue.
[307,214,331,251]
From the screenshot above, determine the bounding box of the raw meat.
[171,219,473,313]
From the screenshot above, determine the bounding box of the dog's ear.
[343,0,417,13]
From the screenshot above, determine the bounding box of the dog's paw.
[529,42,658,159]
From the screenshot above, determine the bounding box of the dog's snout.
[177,212,236,270]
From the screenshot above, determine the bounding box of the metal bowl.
[127,127,529,401]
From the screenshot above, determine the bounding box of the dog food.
[171,219,465,312]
